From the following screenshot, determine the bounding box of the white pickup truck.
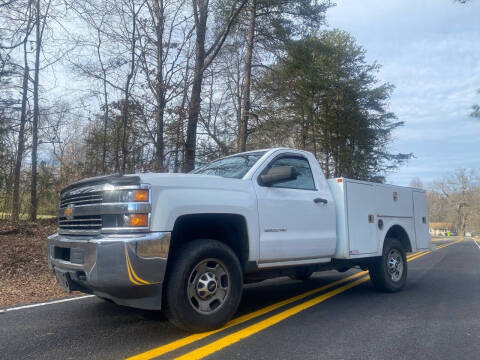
[47,148,431,331]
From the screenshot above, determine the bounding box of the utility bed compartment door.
[375,186,412,217]
[346,182,377,255]
[413,191,430,249]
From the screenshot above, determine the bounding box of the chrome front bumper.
[47,231,170,310]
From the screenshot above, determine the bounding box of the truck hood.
[61,172,251,194]
[135,172,251,191]
[61,174,141,194]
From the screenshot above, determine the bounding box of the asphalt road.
[1,238,479,360]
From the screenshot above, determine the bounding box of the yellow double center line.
[127,239,462,360]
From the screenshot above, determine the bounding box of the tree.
[409,177,423,189]
[68,0,148,175]
[237,0,256,152]
[432,169,480,235]
[237,0,331,152]
[455,0,479,122]
[0,0,35,51]
[1,0,420,219]
[1,0,36,221]
[81,99,148,176]
[183,0,248,172]
[30,0,53,221]
[118,0,144,174]
[67,1,113,175]
[137,0,192,171]
[253,31,411,181]
[11,2,33,222]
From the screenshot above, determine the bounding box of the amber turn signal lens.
[128,214,148,227]
[133,189,149,202]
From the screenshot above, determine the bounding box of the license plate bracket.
[55,269,72,292]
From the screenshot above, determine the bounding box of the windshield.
[192,152,266,179]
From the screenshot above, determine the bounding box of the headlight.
[103,189,150,203]
[100,185,151,232]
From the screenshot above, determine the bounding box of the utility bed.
[328,178,431,259]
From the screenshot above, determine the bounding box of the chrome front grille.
[60,191,103,208]
[58,215,102,235]
[58,178,151,236]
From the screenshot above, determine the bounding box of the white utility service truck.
[47,148,431,331]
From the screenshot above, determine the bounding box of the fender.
[377,220,415,255]
[147,177,260,262]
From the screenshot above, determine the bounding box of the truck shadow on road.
[93,269,368,327]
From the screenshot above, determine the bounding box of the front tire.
[369,238,407,292]
[163,239,243,332]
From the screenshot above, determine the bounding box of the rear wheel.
[369,238,407,292]
[163,239,243,332]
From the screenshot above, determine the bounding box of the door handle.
[314,198,328,204]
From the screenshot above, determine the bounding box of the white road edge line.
[0,295,95,313]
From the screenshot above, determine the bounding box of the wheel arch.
[168,213,250,272]
[383,224,412,253]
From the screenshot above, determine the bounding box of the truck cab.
[47,148,431,332]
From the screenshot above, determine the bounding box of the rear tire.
[163,239,243,332]
[369,238,407,292]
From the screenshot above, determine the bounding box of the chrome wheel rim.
[187,258,230,314]
[387,249,403,282]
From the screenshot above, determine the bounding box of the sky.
[326,0,480,187]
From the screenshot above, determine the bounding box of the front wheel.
[369,238,407,292]
[163,239,243,332]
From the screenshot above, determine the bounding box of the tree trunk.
[155,99,165,172]
[97,28,109,175]
[183,0,208,172]
[121,1,137,174]
[300,106,306,149]
[238,0,256,152]
[121,98,130,174]
[114,119,120,173]
[30,0,41,221]
[183,0,246,171]
[12,39,30,223]
[183,61,204,172]
[174,56,190,173]
[153,0,165,172]
[102,79,109,174]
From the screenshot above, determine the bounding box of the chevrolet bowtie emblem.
[64,205,74,219]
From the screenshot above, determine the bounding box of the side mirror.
[260,166,297,186]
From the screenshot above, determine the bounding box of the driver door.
[254,154,336,264]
